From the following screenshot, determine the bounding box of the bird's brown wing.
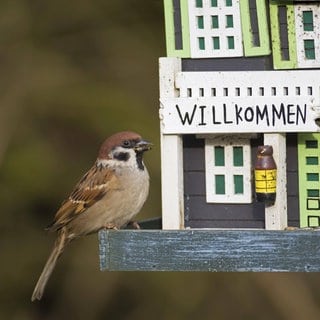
[47,165,120,232]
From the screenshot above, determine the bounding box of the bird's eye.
[122,140,131,148]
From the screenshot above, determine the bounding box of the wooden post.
[159,57,184,229]
[264,133,287,230]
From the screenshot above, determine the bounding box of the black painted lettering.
[235,104,243,124]
[272,103,286,126]
[244,107,254,122]
[256,104,270,126]
[223,103,233,124]
[296,104,307,124]
[287,104,295,124]
[175,104,197,125]
[199,105,207,126]
[212,106,221,124]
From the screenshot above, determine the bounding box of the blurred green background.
[1,1,319,319]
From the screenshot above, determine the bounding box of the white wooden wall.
[264,133,287,230]
[159,58,184,229]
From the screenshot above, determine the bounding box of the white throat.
[97,147,143,170]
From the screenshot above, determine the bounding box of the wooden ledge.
[98,229,320,272]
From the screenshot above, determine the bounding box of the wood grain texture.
[98,229,320,272]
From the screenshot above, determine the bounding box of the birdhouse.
[160,0,320,230]
[98,0,320,273]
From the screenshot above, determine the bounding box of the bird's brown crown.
[98,131,142,159]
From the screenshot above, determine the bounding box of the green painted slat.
[298,133,320,228]
[215,175,225,194]
[211,15,219,29]
[306,140,318,148]
[213,36,220,50]
[306,156,318,165]
[303,10,313,31]
[99,230,320,272]
[240,0,271,57]
[214,146,224,166]
[164,0,191,57]
[198,37,205,50]
[226,15,233,28]
[307,173,319,181]
[304,40,316,60]
[233,146,243,166]
[211,0,217,7]
[196,0,203,8]
[307,189,319,197]
[234,175,244,194]
[227,36,235,49]
[269,1,297,69]
[197,16,204,29]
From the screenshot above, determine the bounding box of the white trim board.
[160,70,320,134]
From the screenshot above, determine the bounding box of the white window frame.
[205,137,252,203]
[295,4,320,68]
[188,0,243,58]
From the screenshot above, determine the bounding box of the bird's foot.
[103,223,118,230]
[127,221,141,229]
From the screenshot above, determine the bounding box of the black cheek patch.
[114,152,130,162]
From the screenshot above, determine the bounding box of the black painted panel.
[183,134,300,228]
[182,56,273,72]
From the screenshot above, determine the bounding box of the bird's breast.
[68,167,149,236]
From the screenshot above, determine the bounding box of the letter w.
[175,104,197,125]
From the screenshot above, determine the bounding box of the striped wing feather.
[47,165,119,231]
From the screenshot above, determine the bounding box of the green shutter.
[211,0,217,7]
[234,175,244,194]
[226,15,233,28]
[198,37,205,50]
[307,189,319,197]
[306,157,318,165]
[303,11,313,31]
[214,146,225,166]
[196,0,203,8]
[213,37,220,50]
[304,40,315,60]
[215,175,226,195]
[306,140,318,148]
[211,15,219,28]
[197,16,204,29]
[233,147,243,166]
[227,36,235,49]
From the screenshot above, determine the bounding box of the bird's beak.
[134,139,153,152]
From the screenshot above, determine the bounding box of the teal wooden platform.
[98,228,320,272]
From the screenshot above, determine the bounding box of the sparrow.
[31,131,152,301]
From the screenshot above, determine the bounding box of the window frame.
[204,137,252,203]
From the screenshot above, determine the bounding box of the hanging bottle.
[254,145,277,204]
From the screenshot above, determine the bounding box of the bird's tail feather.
[31,228,69,301]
